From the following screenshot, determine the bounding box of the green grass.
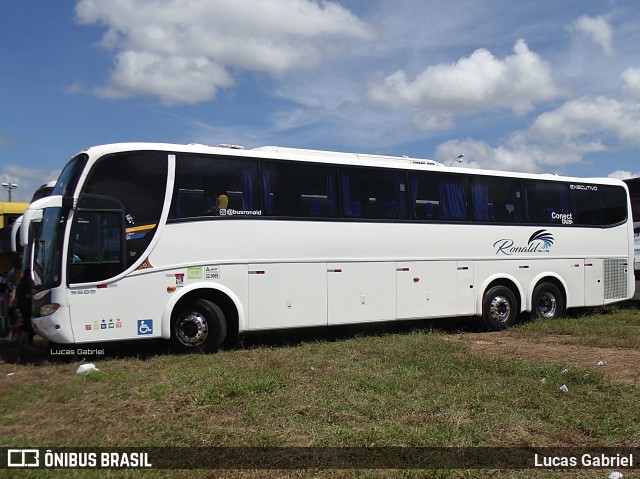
[1,305,639,478]
[509,304,640,349]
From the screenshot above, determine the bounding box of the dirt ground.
[449,333,640,386]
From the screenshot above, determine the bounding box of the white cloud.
[608,170,639,180]
[435,81,640,175]
[569,15,613,56]
[621,67,640,99]
[367,40,561,130]
[524,96,640,149]
[410,111,454,133]
[435,139,492,169]
[434,138,544,173]
[76,0,373,105]
[0,165,59,203]
[0,141,56,203]
[95,52,235,105]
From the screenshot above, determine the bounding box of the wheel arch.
[476,274,524,315]
[161,283,245,346]
[527,274,568,312]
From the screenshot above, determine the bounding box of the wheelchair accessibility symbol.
[137,319,153,335]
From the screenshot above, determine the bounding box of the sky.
[2,0,640,202]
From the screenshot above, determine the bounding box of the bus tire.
[531,282,564,320]
[171,299,227,353]
[481,285,518,331]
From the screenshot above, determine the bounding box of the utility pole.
[2,182,18,201]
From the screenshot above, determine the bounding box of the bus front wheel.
[481,285,518,331]
[171,299,227,353]
[531,282,564,320]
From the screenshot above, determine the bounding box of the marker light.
[39,303,61,316]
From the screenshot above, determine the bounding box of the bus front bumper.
[32,307,75,344]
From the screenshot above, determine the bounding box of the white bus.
[11,181,56,271]
[24,143,634,351]
[624,177,640,300]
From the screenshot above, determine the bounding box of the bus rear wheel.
[531,282,564,320]
[481,285,518,331]
[171,299,227,353]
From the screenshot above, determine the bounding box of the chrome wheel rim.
[176,312,208,346]
[489,295,511,324]
[536,292,557,318]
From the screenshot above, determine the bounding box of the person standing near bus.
[16,269,33,348]
[0,272,7,295]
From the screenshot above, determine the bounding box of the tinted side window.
[524,181,626,227]
[469,176,523,222]
[572,187,602,226]
[409,172,468,221]
[600,185,627,225]
[82,151,167,267]
[524,181,574,225]
[69,202,124,284]
[262,162,338,217]
[342,168,408,219]
[170,155,260,218]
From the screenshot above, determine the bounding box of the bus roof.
[31,180,56,203]
[77,142,625,186]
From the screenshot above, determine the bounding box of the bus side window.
[262,162,339,218]
[524,181,574,225]
[410,174,436,220]
[170,155,260,219]
[341,167,408,220]
[469,176,522,223]
[69,207,124,284]
[572,189,600,225]
[81,151,167,270]
[410,172,469,222]
[600,185,627,225]
[438,178,468,220]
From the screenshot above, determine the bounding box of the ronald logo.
[494,229,554,256]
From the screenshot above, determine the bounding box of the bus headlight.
[40,303,61,316]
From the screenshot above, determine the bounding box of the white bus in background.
[11,181,56,271]
[23,143,634,352]
[624,177,640,300]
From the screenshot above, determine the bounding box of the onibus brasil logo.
[494,229,554,256]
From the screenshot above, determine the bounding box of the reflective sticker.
[136,258,154,270]
[205,266,220,280]
[126,223,157,240]
[187,266,203,279]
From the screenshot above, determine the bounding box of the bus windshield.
[34,150,169,288]
[33,207,67,290]
[52,154,88,198]
[31,155,87,290]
